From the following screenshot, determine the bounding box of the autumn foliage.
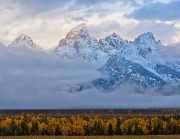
[0,114,180,136]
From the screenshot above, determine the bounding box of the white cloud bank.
[1,86,180,109]
[0,47,103,109]
[0,46,180,109]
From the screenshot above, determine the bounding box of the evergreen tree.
[55,125,62,135]
[115,118,122,135]
[147,118,152,135]
[21,120,29,135]
[84,125,91,136]
[127,124,132,135]
[108,122,114,135]
[41,128,50,135]
[92,121,105,135]
[11,119,21,136]
[31,121,39,135]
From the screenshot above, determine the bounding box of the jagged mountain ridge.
[54,24,102,60]
[0,34,45,60]
[54,24,126,65]
[1,23,180,91]
[9,35,36,47]
[94,33,180,89]
[52,24,180,89]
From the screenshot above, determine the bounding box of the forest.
[0,114,180,136]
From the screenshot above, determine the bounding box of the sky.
[0,0,179,49]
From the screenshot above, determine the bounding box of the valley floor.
[0,135,180,139]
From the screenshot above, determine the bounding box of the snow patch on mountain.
[54,24,110,65]
[9,34,41,50]
[99,32,127,55]
[1,24,180,92]
[93,32,180,89]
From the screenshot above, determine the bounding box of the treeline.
[0,114,180,136]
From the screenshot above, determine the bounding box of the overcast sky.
[0,0,179,49]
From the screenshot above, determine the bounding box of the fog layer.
[0,47,180,109]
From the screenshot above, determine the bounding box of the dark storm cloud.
[128,1,180,21]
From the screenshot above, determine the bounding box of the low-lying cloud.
[0,47,102,108]
[1,85,180,109]
[0,46,180,109]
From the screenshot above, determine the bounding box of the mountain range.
[1,23,180,92]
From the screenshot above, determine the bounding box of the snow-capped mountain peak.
[118,32,163,60]
[54,23,109,63]
[133,32,161,48]
[103,32,126,49]
[66,23,88,38]
[10,34,34,46]
[107,32,123,41]
[9,34,38,49]
[61,23,89,47]
[138,32,154,39]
